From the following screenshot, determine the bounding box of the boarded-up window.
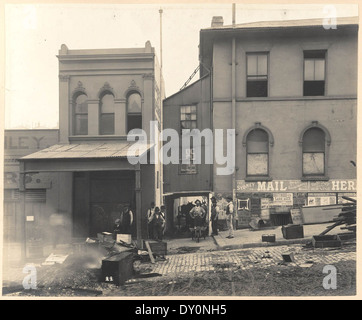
[302,128,325,175]
[246,129,269,176]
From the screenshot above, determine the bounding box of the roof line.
[164,73,210,102]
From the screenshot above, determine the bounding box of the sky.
[4,3,359,129]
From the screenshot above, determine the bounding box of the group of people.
[147,202,166,241]
[113,195,235,241]
[187,195,234,239]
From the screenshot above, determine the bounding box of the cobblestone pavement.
[139,243,356,280]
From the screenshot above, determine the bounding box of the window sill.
[301,176,329,181]
[245,176,273,182]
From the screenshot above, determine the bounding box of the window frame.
[73,92,88,136]
[302,127,326,177]
[127,92,143,134]
[246,52,269,98]
[180,105,197,134]
[99,91,115,135]
[303,50,327,96]
[246,129,270,177]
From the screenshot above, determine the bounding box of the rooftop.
[202,16,359,31]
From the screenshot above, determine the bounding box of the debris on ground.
[42,253,69,266]
[175,246,201,254]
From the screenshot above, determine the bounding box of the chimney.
[211,16,224,28]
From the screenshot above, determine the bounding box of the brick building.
[163,16,358,230]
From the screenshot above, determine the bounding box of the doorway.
[73,170,135,238]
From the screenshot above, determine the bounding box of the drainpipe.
[231,37,236,203]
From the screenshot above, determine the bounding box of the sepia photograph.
[1,2,359,302]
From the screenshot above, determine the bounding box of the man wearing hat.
[225,196,234,239]
[120,203,133,235]
[210,196,219,236]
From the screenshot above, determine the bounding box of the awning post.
[135,163,143,249]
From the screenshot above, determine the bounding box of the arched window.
[73,93,88,135]
[99,92,115,135]
[302,128,325,175]
[127,92,142,133]
[246,129,269,176]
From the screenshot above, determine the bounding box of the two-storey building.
[163,16,357,231]
[18,41,164,259]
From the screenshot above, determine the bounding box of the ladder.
[179,65,200,91]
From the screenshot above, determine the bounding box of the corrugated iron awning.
[21,141,153,160]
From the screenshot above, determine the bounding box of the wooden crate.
[117,234,132,244]
[262,234,276,243]
[101,251,134,285]
[282,224,304,240]
[312,235,342,248]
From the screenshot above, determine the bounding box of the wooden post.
[135,163,142,249]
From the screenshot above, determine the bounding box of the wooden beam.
[145,240,155,264]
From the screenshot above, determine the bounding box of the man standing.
[147,202,155,239]
[153,207,166,241]
[120,203,133,235]
[210,196,219,236]
[160,205,167,235]
[225,196,234,239]
[189,199,206,228]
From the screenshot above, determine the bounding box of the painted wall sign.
[4,171,52,189]
[237,179,357,193]
[290,208,303,225]
[4,130,59,157]
[273,193,293,206]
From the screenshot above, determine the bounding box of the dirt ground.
[3,247,356,297]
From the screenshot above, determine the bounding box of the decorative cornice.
[242,122,274,147]
[124,80,143,98]
[143,73,154,80]
[59,74,70,82]
[98,82,115,98]
[298,121,332,147]
[71,81,87,97]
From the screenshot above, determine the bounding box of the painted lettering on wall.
[4,172,51,189]
[4,136,45,150]
[237,179,357,192]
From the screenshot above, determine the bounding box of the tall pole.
[232,3,236,27]
[159,8,163,72]
[159,8,164,209]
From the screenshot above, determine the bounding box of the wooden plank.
[145,240,155,264]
